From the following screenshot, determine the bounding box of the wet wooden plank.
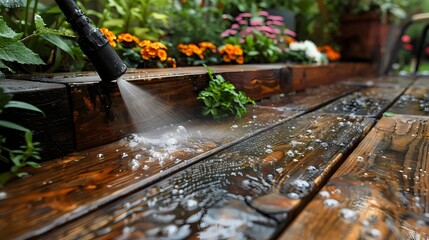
[341,76,414,88]
[258,83,360,111]
[0,106,301,240]
[317,86,405,118]
[280,115,429,239]
[0,79,74,160]
[388,87,429,116]
[412,77,429,88]
[39,113,375,239]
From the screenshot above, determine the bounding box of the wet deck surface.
[1,75,429,239]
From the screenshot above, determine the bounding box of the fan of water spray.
[117,78,190,133]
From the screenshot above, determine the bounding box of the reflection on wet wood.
[0,79,74,160]
[318,87,405,118]
[39,113,374,239]
[411,77,429,88]
[280,115,429,239]
[288,63,375,91]
[0,106,300,240]
[258,84,360,111]
[341,76,414,88]
[388,87,429,116]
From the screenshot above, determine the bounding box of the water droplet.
[286,150,294,157]
[356,156,364,161]
[120,153,129,158]
[129,159,140,170]
[265,148,273,154]
[323,199,340,208]
[319,191,330,198]
[321,142,328,148]
[0,192,7,200]
[97,153,104,159]
[231,125,238,129]
[276,167,284,173]
[162,224,178,236]
[143,165,149,170]
[184,199,198,211]
[288,192,300,199]
[339,208,357,221]
[307,166,317,172]
[307,146,314,151]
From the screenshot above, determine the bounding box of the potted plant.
[335,0,411,63]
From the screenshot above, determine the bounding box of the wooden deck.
[1,67,429,239]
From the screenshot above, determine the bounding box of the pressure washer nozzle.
[55,0,127,82]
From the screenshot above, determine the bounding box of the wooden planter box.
[4,63,375,158]
[339,11,390,62]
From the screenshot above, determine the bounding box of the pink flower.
[239,20,247,25]
[259,11,269,16]
[231,24,240,29]
[284,29,296,37]
[425,46,429,55]
[250,19,263,26]
[221,29,237,37]
[257,26,273,33]
[401,35,411,43]
[267,15,284,21]
[270,20,284,26]
[238,12,252,18]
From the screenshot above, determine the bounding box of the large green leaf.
[0,120,30,132]
[6,100,45,117]
[0,37,45,65]
[0,59,13,73]
[0,17,21,39]
[0,0,24,8]
[40,34,75,59]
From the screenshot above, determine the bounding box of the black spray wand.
[55,0,127,82]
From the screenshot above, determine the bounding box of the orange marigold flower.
[158,49,168,61]
[139,40,152,47]
[118,33,139,43]
[318,45,341,61]
[236,56,244,64]
[233,46,243,55]
[286,36,296,44]
[140,49,151,60]
[199,41,216,51]
[223,55,231,62]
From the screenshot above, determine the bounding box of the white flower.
[288,40,327,65]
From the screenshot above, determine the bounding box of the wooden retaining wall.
[3,63,374,158]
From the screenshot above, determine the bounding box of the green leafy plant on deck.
[0,87,44,186]
[198,65,255,119]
